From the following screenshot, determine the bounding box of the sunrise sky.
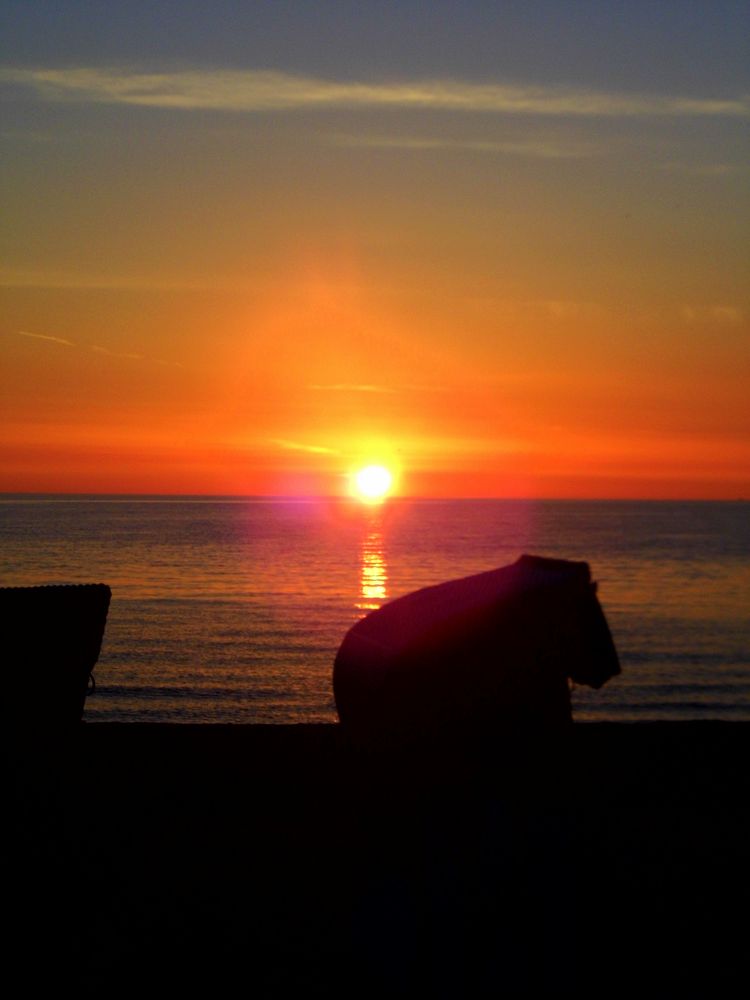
[1,1,748,498]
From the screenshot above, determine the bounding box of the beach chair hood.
[333,555,619,744]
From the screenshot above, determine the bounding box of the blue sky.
[2,1,748,93]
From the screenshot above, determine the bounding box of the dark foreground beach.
[9,722,748,996]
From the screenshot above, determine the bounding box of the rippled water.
[1,496,748,723]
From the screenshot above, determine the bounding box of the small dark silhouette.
[334,554,619,753]
[2,583,111,727]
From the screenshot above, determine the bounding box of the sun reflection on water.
[356,523,388,614]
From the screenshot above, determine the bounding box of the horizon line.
[0,491,745,503]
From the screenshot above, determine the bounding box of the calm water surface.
[1,496,748,723]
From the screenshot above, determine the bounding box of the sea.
[1,495,748,724]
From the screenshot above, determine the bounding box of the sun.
[353,464,393,502]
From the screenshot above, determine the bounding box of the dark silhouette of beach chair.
[1,583,111,728]
[335,556,620,990]
[334,554,619,754]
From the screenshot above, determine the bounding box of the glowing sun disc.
[354,465,393,501]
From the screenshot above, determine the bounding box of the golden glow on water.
[356,524,388,614]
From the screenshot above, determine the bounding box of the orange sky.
[1,4,748,498]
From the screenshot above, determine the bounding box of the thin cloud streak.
[89,343,182,366]
[3,67,748,119]
[658,161,739,177]
[309,383,449,394]
[272,439,339,455]
[14,329,181,366]
[331,133,598,158]
[17,329,74,346]
[91,344,143,360]
[680,305,744,325]
[309,383,398,394]
[710,306,743,325]
[0,266,232,291]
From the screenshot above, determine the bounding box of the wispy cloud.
[0,265,231,291]
[1,128,58,143]
[272,438,339,455]
[89,342,182,366]
[659,161,739,177]
[13,329,181,365]
[271,438,339,455]
[331,133,597,159]
[17,329,74,346]
[91,344,143,360]
[680,304,744,325]
[309,383,398,394]
[309,382,449,394]
[545,301,586,320]
[711,306,743,325]
[3,66,748,119]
